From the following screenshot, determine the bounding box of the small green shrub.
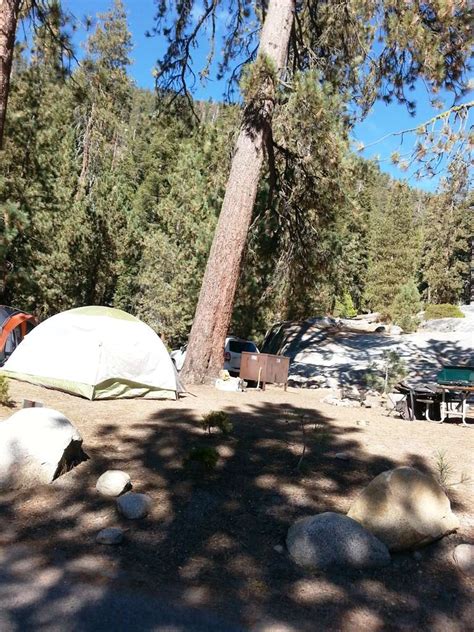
[0,376,12,406]
[364,350,408,393]
[424,303,465,320]
[334,292,357,318]
[434,450,453,490]
[364,365,381,392]
[201,410,233,435]
[390,281,421,333]
[184,446,219,471]
[432,450,472,496]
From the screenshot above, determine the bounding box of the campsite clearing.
[1,380,473,631]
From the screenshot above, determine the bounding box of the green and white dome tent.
[0,306,183,400]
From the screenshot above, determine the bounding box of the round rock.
[286,512,390,571]
[96,470,131,497]
[453,544,474,576]
[347,466,459,552]
[0,407,87,490]
[96,527,124,545]
[313,376,328,385]
[117,492,151,519]
[326,377,339,390]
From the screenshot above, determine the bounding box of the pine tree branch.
[359,101,474,151]
[154,0,219,119]
[29,0,79,67]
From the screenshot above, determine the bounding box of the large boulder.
[286,512,390,570]
[0,407,88,490]
[347,466,459,552]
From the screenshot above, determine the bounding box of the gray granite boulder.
[0,407,88,490]
[286,512,390,570]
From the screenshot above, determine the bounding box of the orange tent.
[0,306,36,365]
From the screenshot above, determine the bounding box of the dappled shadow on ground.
[0,399,472,631]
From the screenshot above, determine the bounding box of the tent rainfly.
[0,305,37,366]
[0,306,182,400]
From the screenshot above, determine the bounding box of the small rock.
[326,377,339,390]
[96,527,124,545]
[335,453,350,461]
[96,470,131,497]
[356,420,368,427]
[365,395,381,408]
[342,385,360,400]
[273,544,284,554]
[117,492,151,519]
[288,374,306,383]
[312,376,327,385]
[453,544,474,575]
[22,399,44,409]
[322,395,359,408]
[286,512,390,571]
[390,325,403,335]
[413,551,422,561]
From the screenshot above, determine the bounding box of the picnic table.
[394,381,473,426]
[437,384,474,426]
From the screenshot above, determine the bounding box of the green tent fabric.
[0,306,182,400]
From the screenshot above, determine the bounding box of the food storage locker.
[240,352,290,390]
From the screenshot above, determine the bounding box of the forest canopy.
[0,0,472,349]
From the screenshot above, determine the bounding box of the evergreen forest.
[1,1,472,349]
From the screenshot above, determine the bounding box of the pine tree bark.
[180,0,294,383]
[76,103,96,198]
[470,236,474,305]
[0,0,20,149]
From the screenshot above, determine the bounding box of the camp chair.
[386,391,409,418]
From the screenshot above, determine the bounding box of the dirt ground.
[1,380,473,631]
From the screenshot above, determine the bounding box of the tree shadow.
[275,326,474,392]
[0,397,472,631]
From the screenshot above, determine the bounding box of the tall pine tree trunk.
[470,236,474,305]
[181,0,294,383]
[0,0,20,148]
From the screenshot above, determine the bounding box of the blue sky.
[56,0,472,192]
